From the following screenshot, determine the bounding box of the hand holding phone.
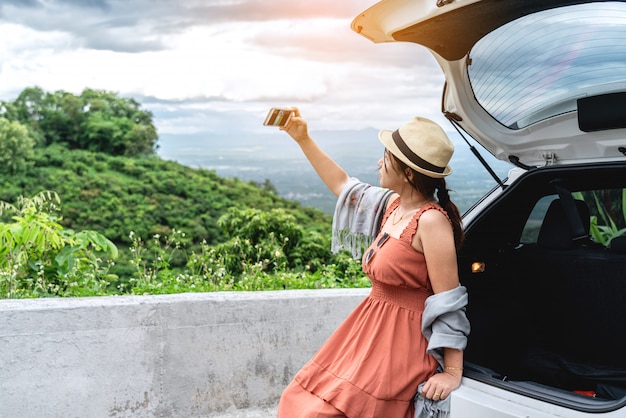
[263,108,294,127]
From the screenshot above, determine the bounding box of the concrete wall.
[0,288,369,418]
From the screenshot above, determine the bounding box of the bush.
[0,194,370,299]
[0,192,118,298]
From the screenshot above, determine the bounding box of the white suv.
[352,1,626,416]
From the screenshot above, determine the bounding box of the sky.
[0,0,448,140]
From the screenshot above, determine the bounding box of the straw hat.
[378,116,453,178]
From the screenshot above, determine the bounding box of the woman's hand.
[280,107,309,144]
[421,368,462,401]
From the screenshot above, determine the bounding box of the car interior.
[458,162,626,405]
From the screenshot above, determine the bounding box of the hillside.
[0,145,333,277]
[0,87,370,298]
[1,144,331,239]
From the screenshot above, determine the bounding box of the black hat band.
[392,129,445,173]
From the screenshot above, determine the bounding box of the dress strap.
[399,203,451,244]
[380,197,401,229]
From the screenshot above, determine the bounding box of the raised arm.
[280,108,349,197]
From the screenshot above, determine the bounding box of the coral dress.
[280,200,442,418]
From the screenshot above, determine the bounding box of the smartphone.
[263,108,294,127]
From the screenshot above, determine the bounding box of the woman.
[277,108,470,418]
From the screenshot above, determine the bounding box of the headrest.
[537,199,590,249]
[609,236,626,254]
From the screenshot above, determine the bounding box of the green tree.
[12,86,45,124]
[39,90,85,148]
[0,118,35,175]
[80,89,158,156]
[1,87,158,156]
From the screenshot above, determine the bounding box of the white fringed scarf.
[331,177,394,259]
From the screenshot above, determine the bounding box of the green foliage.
[0,87,158,156]
[125,223,368,295]
[579,189,626,245]
[213,207,301,273]
[0,192,118,298]
[289,230,334,271]
[182,207,365,290]
[0,159,368,298]
[0,146,325,250]
[0,87,370,298]
[0,117,35,175]
[125,229,190,294]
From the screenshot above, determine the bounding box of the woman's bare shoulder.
[385,193,400,210]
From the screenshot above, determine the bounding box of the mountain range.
[157,128,511,215]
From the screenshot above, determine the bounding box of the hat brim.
[378,129,452,178]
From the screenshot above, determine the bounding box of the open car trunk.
[351,0,626,413]
[458,163,626,408]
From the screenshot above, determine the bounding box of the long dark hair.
[386,151,464,251]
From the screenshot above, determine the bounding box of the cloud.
[0,0,40,7]
[0,0,369,53]
[1,0,168,52]
[0,0,447,134]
